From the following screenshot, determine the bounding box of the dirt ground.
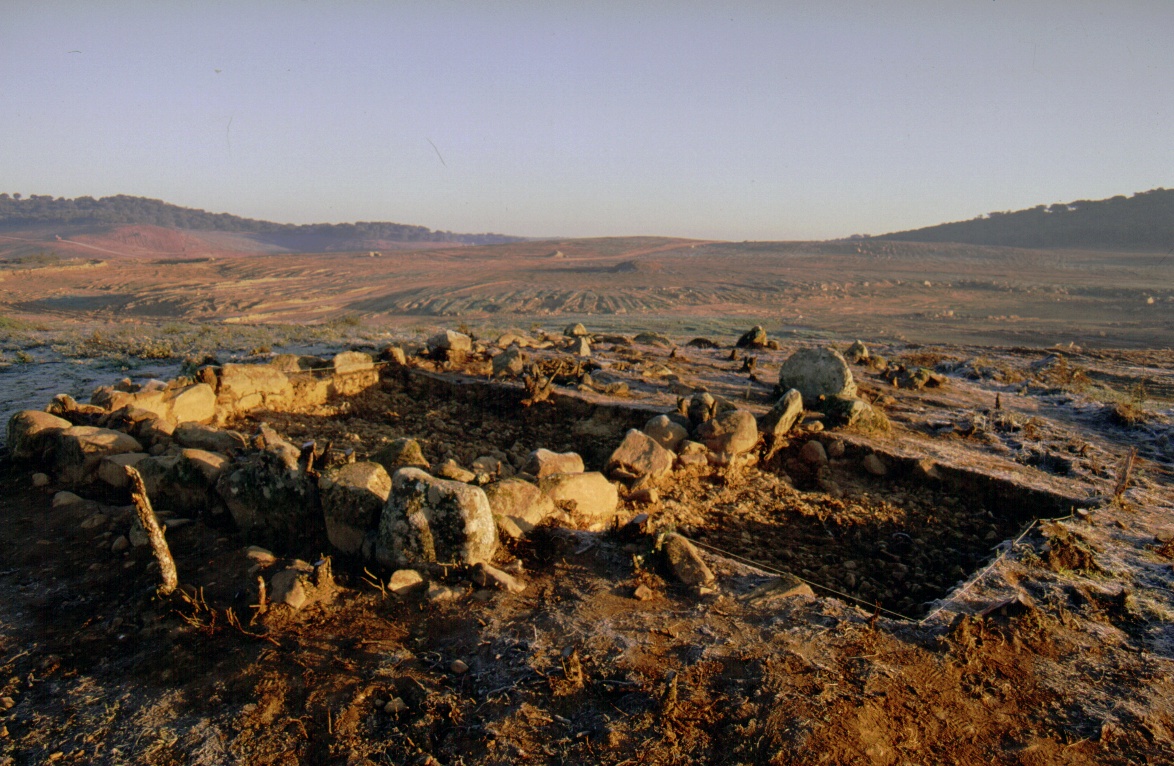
[2,233,1171,349]
[1,232,1172,764]
[1,324,1173,765]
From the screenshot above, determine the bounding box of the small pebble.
[384,697,408,714]
[450,659,469,674]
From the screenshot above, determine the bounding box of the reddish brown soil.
[3,340,1172,764]
[2,235,1170,348]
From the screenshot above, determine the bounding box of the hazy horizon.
[3,2,1171,241]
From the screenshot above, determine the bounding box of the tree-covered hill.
[875,188,1174,250]
[0,193,521,245]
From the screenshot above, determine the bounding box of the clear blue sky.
[2,2,1171,240]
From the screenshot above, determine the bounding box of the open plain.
[0,232,1173,765]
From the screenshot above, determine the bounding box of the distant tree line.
[0,193,521,245]
[875,188,1174,250]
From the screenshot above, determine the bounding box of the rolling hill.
[0,193,523,255]
[876,188,1174,250]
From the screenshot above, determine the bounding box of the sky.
[1,2,1171,241]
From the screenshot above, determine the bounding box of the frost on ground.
[0,321,1172,765]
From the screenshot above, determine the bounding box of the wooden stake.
[1114,447,1138,500]
[125,465,179,596]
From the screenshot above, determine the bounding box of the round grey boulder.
[778,347,857,402]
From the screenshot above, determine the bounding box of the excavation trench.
[237,369,1086,618]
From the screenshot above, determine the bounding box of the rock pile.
[6,326,906,612]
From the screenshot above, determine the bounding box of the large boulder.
[319,462,391,555]
[96,452,151,489]
[778,348,856,402]
[166,383,216,424]
[759,389,804,439]
[216,363,293,415]
[91,386,171,421]
[522,449,584,478]
[606,429,674,483]
[136,449,228,514]
[376,468,498,568]
[564,323,588,337]
[694,410,759,457]
[216,451,320,544]
[174,423,248,453]
[6,410,72,460]
[53,427,143,485]
[484,478,556,536]
[643,414,688,452]
[538,472,619,531]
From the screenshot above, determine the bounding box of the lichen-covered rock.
[522,449,584,478]
[485,477,556,536]
[538,472,619,531]
[377,468,498,568]
[778,347,857,402]
[133,449,228,514]
[53,426,143,485]
[319,462,391,555]
[735,325,769,349]
[372,438,429,473]
[643,414,689,453]
[759,389,804,439]
[606,429,674,483]
[6,410,72,461]
[216,451,320,544]
[694,410,758,457]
